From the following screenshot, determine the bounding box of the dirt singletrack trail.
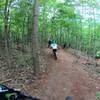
[36,48,100,100]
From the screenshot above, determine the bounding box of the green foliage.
[0,0,100,57]
[95,51,100,58]
[96,92,100,100]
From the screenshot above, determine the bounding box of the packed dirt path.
[37,49,100,100]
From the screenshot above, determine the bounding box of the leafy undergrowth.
[96,92,100,100]
[0,46,47,96]
[67,48,100,76]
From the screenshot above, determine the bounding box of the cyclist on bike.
[50,41,58,60]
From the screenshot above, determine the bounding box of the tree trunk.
[32,0,40,75]
[4,0,11,67]
[42,2,47,46]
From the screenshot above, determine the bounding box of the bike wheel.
[54,52,57,60]
[65,96,72,100]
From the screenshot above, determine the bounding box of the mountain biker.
[50,41,58,60]
[48,39,53,48]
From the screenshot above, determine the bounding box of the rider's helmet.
[51,40,56,44]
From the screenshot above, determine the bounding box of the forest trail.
[34,48,100,100]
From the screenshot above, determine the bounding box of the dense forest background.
[0,0,100,75]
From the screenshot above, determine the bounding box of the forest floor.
[1,47,100,100]
[29,48,100,100]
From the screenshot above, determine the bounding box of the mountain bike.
[0,84,73,100]
[0,84,40,100]
[52,49,57,60]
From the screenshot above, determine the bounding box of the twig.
[1,79,12,84]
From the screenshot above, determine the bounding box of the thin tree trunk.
[41,2,47,47]
[32,0,40,75]
[4,0,11,67]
